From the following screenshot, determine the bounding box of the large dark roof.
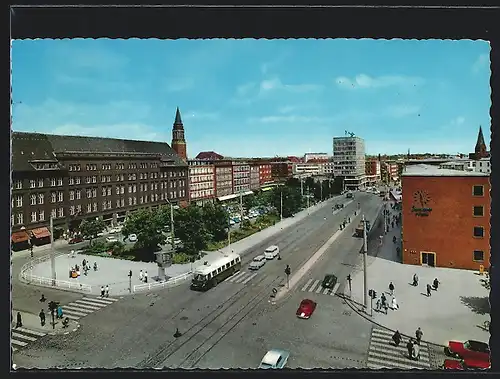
[195,151,224,160]
[12,131,187,172]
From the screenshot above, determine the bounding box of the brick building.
[401,164,490,270]
[249,164,260,190]
[257,161,272,186]
[188,160,215,205]
[214,161,233,198]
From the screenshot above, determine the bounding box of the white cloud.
[451,116,465,125]
[472,53,489,74]
[184,111,219,121]
[259,77,322,94]
[385,105,421,118]
[335,74,424,90]
[278,105,296,114]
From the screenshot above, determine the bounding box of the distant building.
[171,107,187,161]
[304,152,329,163]
[292,162,322,176]
[332,136,366,190]
[214,161,233,199]
[232,161,251,194]
[401,164,490,270]
[469,125,489,160]
[195,151,225,161]
[188,160,215,205]
[365,159,381,186]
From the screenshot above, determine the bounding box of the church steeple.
[171,107,187,160]
[474,125,488,159]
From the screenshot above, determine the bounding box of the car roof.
[254,255,266,260]
[324,274,336,279]
[301,299,315,304]
[266,245,278,250]
[262,350,286,365]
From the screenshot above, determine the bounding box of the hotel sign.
[411,206,432,217]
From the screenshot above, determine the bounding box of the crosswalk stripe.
[74,299,106,308]
[369,341,430,359]
[12,332,37,342]
[88,296,118,302]
[14,327,46,337]
[61,307,89,317]
[241,273,258,285]
[12,339,28,347]
[331,283,340,296]
[227,271,246,283]
[308,280,320,292]
[234,273,252,284]
[64,314,81,320]
[301,279,314,292]
[315,284,324,293]
[71,301,103,310]
[82,297,115,305]
[322,288,330,295]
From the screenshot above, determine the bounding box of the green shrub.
[172,253,191,264]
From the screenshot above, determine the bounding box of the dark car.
[446,340,490,362]
[69,236,84,244]
[322,274,337,289]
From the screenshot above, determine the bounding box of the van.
[264,245,280,260]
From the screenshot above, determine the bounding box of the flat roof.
[402,164,489,177]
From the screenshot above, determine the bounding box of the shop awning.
[242,190,254,196]
[30,227,51,239]
[11,230,30,243]
[217,194,239,201]
[261,187,274,192]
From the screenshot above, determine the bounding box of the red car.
[69,236,84,244]
[296,299,317,319]
[443,358,490,370]
[446,340,490,362]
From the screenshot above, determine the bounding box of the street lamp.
[50,215,56,286]
[164,199,175,252]
[280,190,283,222]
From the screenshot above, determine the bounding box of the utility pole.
[228,214,231,250]
[320,179,323,201]
[50,215,56,286]
[280,191,283,222]
[300,176,304,196]
[240,190,244,220]
[362,214,368,311]
[170,202,175,252]
[307,188,310,209]
[128,270,132,293]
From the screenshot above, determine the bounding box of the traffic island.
[12,310,80,336]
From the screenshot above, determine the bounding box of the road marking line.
[14,327,46,337]
[82,297,115,305]
[369,341,430,359]
[227,271,246,283]
[234,273,252,283]
[322,288,330,295]
[315,283,324,293]
[241,273,258,285]
[72,300,104,310]
[367,356,429,370]
[12,332,37,342]
[11,339,28,347]
[61,307,89,316]
[64,314,81,320]
[330,282,340,296]
[368,351,430,369]
[300,279,313,292]
[307,280,320,292]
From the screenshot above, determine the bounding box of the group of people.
[411,273,440,296]
[70,258,98,279]
[392,327,424,361]
[139,270,149,283]
[100,285,110,298]
[375,281,399,314]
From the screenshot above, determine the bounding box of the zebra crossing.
[367,327,431,370]
[11,327,46,353]
[61,296,119,321]
[300,278,341,296]
[225,271,260,285]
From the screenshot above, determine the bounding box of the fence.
[133,272,193,293]
[18,252,92,293]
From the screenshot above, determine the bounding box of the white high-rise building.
[333,135,366,190]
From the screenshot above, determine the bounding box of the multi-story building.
[257,161,272,186]
[292,162,322,176]
[319,159,335,177]
[249,164,260,190]
[332,136,366,190]
[304,152,329,163]
[232,161,251,194]
[188,160,215,205]
[11,110,189,248]
[365,158,381,186]
[214,161,233,199]
[401,164,490,270]
[270,156,299,182]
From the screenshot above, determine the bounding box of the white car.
[264,245,280,260]
[106,236,118,243]
[128,234,137,242]
[249,255,266,270]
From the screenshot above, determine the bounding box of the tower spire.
[474,125,487,159]
[174,106,183,126]
[171,107,187,160]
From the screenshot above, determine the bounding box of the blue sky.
[12,39,491,157]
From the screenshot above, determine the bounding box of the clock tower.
[171,107,187,161]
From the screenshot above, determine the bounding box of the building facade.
[304,152,329,163]
[365,159,381,186]
[258,162,272,186]
[292,162,322,176]
[11,129,189,246]
[249,164,260,190]
[232,161,251,194]
[332,136,366,190]
[214,161,233,198]
[188,160,215,205]
[319,159,335,177]
[401,164,490,270]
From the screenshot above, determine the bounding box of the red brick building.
[401,164,490,270]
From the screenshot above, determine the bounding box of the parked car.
[258,349,290,369]
[296,299,317,319]
[321,274,338,289]
[106,236,118,243]
[443,358,490,370]
[229,220,236,226]
[264,245,280,260]
[446,340,490,362]
[249,255,266,270]
[128,234,137,242]
[69,236,84,244]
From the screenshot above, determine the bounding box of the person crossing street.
[389,282,395,296]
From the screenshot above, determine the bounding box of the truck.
[355,220,371,238]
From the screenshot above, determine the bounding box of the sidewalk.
[12,310,80,336]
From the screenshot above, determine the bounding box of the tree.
[174,205,210,255]
[201,202,229,243]
[397,163,404,180]
[285,177,301,188]
[121,209,166,256]
[242,194,256,212]
[79,218,106,246]
[270,186,302,218]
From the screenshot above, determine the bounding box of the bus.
[190,253,242,291]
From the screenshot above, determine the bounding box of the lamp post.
[362,214,368,312]
[165,199,175,252]
[50,215,56,286]
[227,213,232,251]
[280,190,283,222]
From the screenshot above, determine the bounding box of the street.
[13,192,384,369]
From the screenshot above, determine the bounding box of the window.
[87,203,92,213]
[38,210,45,221]
[15,180,22,189]
[116,200,121,208]
[87,189,92,199]
[38,178,44,188]
[58,207,65,218]
[57,178,63,186]
[50,178,56,186]
[473,226,485,238]
[102,187,107,196]
[129,197,133,206]
[133,196,137,205]
[15,195,23,207]
[30,194,36,205]
[86,176,91,184]
[92,176,97,183]
[76,190,81,200]
[51,208,57,219]
[76,204,82,213]
[473,250,485,262]
[58,192,63,202]
[70,190,75,200]
[93,203,97,212]
[473,206,484,217]
[31,211,37,223]
[70,206,75,215]
[75,177,81,185]
[38,193,44,205]
[473,185,484,197]
[107,187,111,196]
[30,180,36,188]
[16,213,23,225]
[116,186,120,195]
[92,188,97,198]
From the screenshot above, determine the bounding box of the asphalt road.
[13,193,383,369]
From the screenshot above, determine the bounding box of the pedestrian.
[139,270,144,282]
[16,312,23,328]
[57,305,63,319]
[348,217,351,223]
[415,327,423,344]
[144,271,148,283]
[433,278,440,290]
[389,281,395,296]
[381,293,387,307]
[376,298,381,311]
[93,262,98,271]
[426,283,432,297]
[412,273,418,286]
[100,286,105,298]
[391,296,399,310]
[39,309,45,327]
[412,341,421,360]
[39,294,46,302]
[82,259,86,268]
[391,221,395,229]
[407,339,413,359]
[396,246,401,256]
[105,285,109,298]
[392,330,402,346]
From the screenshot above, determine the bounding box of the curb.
[48,322,81,336]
